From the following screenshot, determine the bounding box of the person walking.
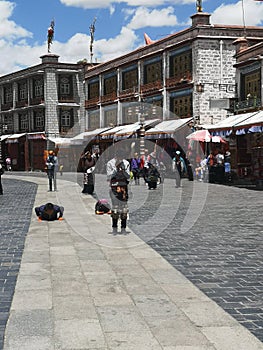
[107,151,130,234]
[46,150,58,191]
[80,151,96,194]
[0,163,4,195]
[130,152,140,185]
[172,150,184,188]
[146,163,160,190]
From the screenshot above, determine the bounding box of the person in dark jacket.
[0,163,4,195]
[35,203,64,221]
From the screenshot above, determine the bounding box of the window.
[61,110,72,127]
[33,78,44,98]
[104,75,117,95]
[144,61,162,84]
[20,114,29,131]
[2,114,13,133]
[170,94,192,118]
[104,108,117,126]
[34,110,45,129]
[88,81,99,99]
[18,81,28,101]
[169,50,192,80]
[59,75,72,98]
[122,68,138,90]
[244,70,260,99]
[4,85,12,104]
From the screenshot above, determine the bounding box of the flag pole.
[241,0,247,38]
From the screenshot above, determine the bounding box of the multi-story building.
[2,9,263,172]
[0,54,86,170]
[84,11,263,133]
[208,37,263,186]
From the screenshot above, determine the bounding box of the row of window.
[2,75,73,105]
[1,109,74,133]
[88,51,192,99]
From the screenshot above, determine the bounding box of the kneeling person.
[35,202,64,221]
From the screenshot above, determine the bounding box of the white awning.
[100,125,126,139]
[234,110,263,129]
[145,117,193,138]
[27,132,46,140]
[6,133,26,143]
[115,119,160,139]
[71,127,112,144]
[48,137,72,146]
[208,112,258,131]
[0,134,11,142]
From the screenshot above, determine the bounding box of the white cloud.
[0,1,32,39]
[211,0,263,26]
[59,0,195,9]
[128,6,178,29]
[44,27,137,65]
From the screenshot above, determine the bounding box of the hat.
[176,150,181,155]
[48,150,54,155]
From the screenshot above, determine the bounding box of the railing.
[85,97,100,108]
[119,87,138,99]
[15,100,28,108]
[58,98,76,103]
[1,103,13,111]
[165,72,192,87]
[30,97,44,105]
[100,92,117,104]
[140,80,163,94]
[234,98,261,112]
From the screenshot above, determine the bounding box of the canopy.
[71,127,112,144]
[234,110,263,129]
[6,133,26,143]
[100,125,128,139]
[208,112,258,131]
[114,119,160,140]
[0,134,11,142]
[48,137,72,147]
[186,129,227,143]
[186,129,211,142]
[145,117,193,138]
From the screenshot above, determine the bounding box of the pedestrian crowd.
[1,144,231,234]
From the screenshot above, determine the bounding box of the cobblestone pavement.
[95,174,263,342]
[0,178,37,349]
[0,172,262,346]
[126,177,263,342]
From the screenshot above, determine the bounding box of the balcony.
[165,72,192,88]
[58,97,75,103]
[100,92,117,104]
[140,80,163,95]
[1,102,13,111]
[15,100,28,108]
[119,87,138,100]
[30,97,44,105]
[85,97,100,108]
[234,97,261,113]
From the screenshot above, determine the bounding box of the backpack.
[47,155,55,170]
[110,161,129,187]
[95,199,111,215]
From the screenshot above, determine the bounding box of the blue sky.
[1,0,263,76]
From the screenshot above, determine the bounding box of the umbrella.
[211,135,227,144]
[186,129,211,142]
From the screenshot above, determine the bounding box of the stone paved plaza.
[0,172,262,349]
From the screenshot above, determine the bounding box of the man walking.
[46,150,58,191]
[107,151,130,234]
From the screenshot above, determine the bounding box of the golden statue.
[196,0,202,12]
